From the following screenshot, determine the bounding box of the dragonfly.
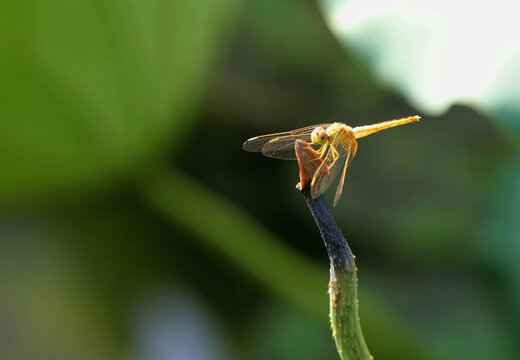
[243,115,420,207]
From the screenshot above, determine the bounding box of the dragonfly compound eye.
[311,127,328,145]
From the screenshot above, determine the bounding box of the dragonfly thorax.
[326,122,351,138]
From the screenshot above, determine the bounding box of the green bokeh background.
[1,1,519,360]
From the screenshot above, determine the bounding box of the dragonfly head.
[311,126,328,145]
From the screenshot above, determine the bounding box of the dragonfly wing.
[310,128,353,200]
[333,137,357,207]
[243,124,331,160]
[261,135,311,159]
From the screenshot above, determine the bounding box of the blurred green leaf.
[318,0,520,138]
[0,0,239,204]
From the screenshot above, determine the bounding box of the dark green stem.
[300,186,372,360]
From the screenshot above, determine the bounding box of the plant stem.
[295,139,372,360]
[300,187,373,360]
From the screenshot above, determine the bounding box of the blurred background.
[1,1,519,360]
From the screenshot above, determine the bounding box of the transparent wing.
[310,128,353,201]
[332,137,357,207]
[260,134,312,160]
[243,124,331,160]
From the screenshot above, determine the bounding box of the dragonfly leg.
[317,144,328,158]
[331,146,339,162]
